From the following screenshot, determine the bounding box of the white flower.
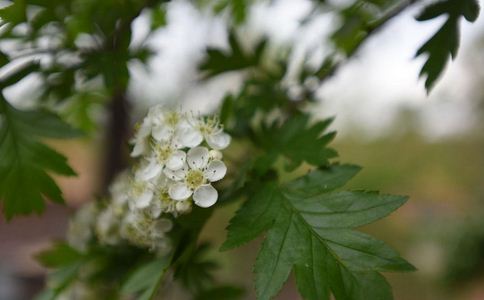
[151,110,184,143]
[109,171,131,210]
[135,144,186,181]
[96,207,122,245]
[164,146,227,208]
[128,179,155,210]
[130,116,154,157]
[130,107,185,157]
[67,202,98,252]
[176,116,231,150]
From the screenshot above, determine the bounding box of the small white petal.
[136,159,162,181]
[209,150,223,160]
[152,124,173,141]
[135,190,153,209]
[169,182,192,200]
[176,126,203,148]
[206,132,231,150]
[138,119,153,137]
[175,201,192,214]
[149,201,162,218]
[130,139,148,157]
[204,160,227,182]
[165,150,186,170]
[193,184,218,208]
[187,146,209,169]
[147,104,165,120]
[163,164,187,181]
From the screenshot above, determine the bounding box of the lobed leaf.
[415,0,480,91]
[0,95,80,219]
[223,165,414,300]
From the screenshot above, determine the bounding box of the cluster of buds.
[67,106,231,253]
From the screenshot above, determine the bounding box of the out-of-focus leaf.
[255,113,337,172]
[174,243,218,293]
[0,95,80,219]
[36,242,83,268]
[199,31,267,78]
[415,0,480,91]
[121,255,172,299]
[195,285,245,300]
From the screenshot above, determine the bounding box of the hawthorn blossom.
[78,106,231,253]
[164,146,227,208]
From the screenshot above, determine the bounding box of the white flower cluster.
[130,105,230,212]
[66,106,231,253]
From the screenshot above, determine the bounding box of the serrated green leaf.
[285,164,361,197]
[256,114,337,170]
[223,165,414,300]
[0,96,80,219]
[221,182,280,251]
[415,0,480,91]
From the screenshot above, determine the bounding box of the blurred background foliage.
[0,0,484,299]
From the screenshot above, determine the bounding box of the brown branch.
[101,0,162,189]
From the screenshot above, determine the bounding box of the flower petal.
[187,146,209,169]
[135,190,153,209]
[152,124,173,141]
[175,200,192,214]
[193,184,218,208]
[130,138,149,157]
[148,200,162,218]
[166,150,186,170]
[206,132,231,150]
[135,158,162,181]
[176,126,203,148]
[163,164,187,181]
[168,182,192,200]
[204,160,227,182]
[209,150,223,160]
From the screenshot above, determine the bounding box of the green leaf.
[223,165,414,300]
[231,0,248,24]
[174,242,219,293]
[199,31,267,78]
[36,242,83,268]
[150,7,166,30]
[121,255,172,299]
[256,114,337,171]
[0,0,27,25]
[0,96,80,219]
[415,0,480,91]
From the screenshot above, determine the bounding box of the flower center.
[132,182,147,197]
[158,189,172,203]
[155,145,173,162]
[186,169,205,189]
[165,112,180,127]
[198,117,221,136]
